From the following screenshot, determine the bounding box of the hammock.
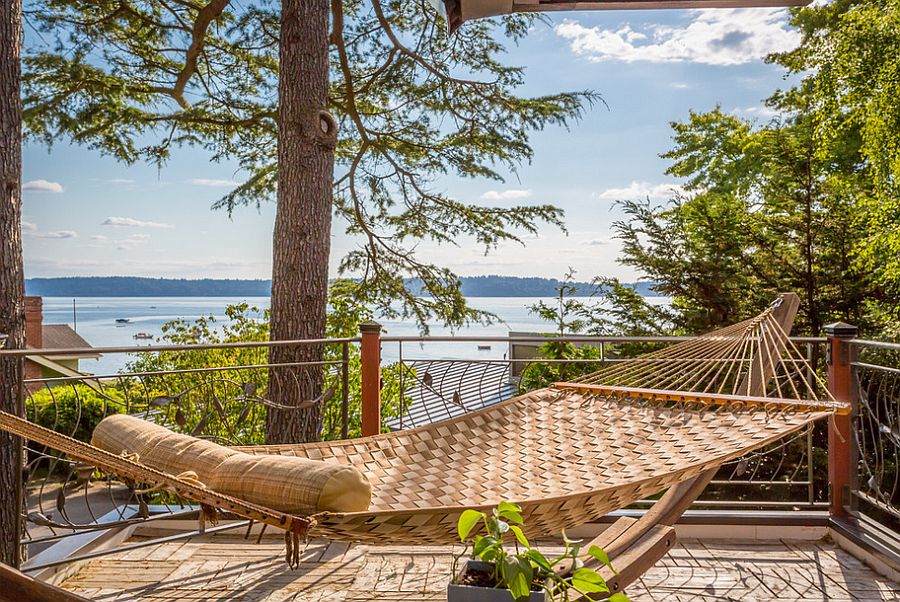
[0,294,844,548]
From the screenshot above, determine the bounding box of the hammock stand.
[0,293,846,599]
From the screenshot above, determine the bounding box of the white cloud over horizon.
[596,181,684,201]
[480,189,533,201]
[554,9,798,66]
[21,221,38,232]
[22,179,64,193]
[101,216,175,229]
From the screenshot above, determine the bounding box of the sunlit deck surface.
[56,532,900,601]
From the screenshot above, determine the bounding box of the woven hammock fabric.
[237,387,831,543]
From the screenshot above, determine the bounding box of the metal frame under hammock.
[0,294,846,595]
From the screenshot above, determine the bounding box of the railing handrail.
[383,335,828,344]
[0,337,361,357]
[850,338,900,351]
[0,334,830,358]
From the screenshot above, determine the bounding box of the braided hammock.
[0,298,845,546]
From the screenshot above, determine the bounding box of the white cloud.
[90,234,108,241]
[582,238,609,246]
[22,179,64,193]
[596,181,684,200]
[21,221,37,232]
[114,233,152,251]
[189,178,242,187]
[101,216,174,229]
[33,230,77,239]
[107,178,136,184]
[733,105,781,119]
[480,189,532,201]
[554,9,798,66]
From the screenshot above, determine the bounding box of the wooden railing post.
[359,321,382,437]
[825,321,858,519]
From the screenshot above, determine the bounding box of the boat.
[115,318,131,324]
[133,332,153,340]
[477,344,491,350]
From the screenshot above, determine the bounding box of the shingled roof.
[31,325,99,359]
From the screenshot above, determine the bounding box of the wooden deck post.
[825,321,858,518]
[360,321,382,437]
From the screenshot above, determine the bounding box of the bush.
[519,342,602,393]
[27,384,125,443]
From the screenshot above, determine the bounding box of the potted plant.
[449,501,630,602]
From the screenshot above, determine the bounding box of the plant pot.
[448,560,545,602]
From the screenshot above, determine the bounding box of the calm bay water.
[41,296,668,374]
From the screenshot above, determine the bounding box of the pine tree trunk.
[0,0,25,568]
[266,0,336,443]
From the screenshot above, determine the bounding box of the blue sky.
[21,7,797,282]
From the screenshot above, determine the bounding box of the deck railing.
[849,338,900,536]
[3,324,900,567]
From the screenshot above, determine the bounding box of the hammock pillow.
[91,414,371,514]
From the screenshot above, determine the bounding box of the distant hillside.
[26,277,271,297]
[26,276,659,298]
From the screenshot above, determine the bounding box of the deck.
[55,531,900,601]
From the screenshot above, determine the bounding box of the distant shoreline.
[25,276,658,298]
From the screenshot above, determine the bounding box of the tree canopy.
[22,0,596,328]
[594,0,900,339]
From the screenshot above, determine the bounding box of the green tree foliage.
[126,283,409,442]
[519,271,601,391]
[767,0,900,333]
[606,104,879,338]
[22,0,596,328]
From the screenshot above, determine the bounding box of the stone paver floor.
[58,533,900,601]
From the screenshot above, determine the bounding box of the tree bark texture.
[0,0,25,568]
[267,0,336,443]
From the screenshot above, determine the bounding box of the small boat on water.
[115,318,131,324]
[477,345,492,350]
[133,332,153,340]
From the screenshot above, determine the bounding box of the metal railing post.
[359,321,382,437]
[825,322,858,519]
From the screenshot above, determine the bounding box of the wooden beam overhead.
[431,0,811,32]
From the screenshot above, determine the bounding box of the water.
[41,296,669,374]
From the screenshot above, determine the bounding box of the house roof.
[31,325,100,359]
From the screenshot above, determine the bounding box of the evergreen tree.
[22,0,596,440]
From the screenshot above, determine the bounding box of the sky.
[21,7,798,282]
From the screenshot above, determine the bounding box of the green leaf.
[588,545,617,574]
[497,501,524,525]
[458,510,484,542]
[525,549,552,572]
[571,568,610,594]
[473,536,499,559]
[501,556,534,602]
[608,593,631,602]
[509,525,530,549]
